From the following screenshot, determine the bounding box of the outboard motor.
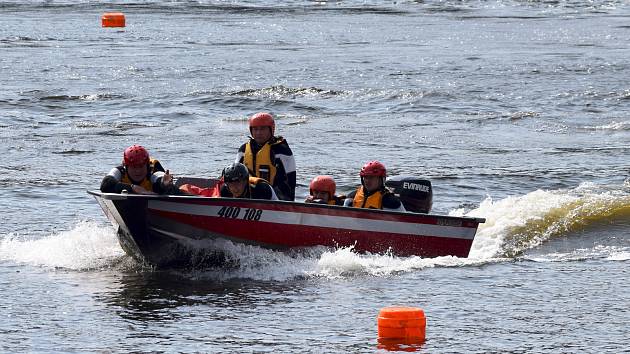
[385,176,432,213]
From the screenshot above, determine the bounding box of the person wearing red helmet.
[100,145,174,195]
[343,161,405,211]
[305,175,346,206]
[236,112,296,201]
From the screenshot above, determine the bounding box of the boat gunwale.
[87,190,486,224]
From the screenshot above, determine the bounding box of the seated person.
[305,175,346,206]
[219,162,278,200]
[343,161,405,211]
[100,145,174,195]
[236,112,296,201]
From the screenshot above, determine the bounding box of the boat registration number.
[217,206,263,221]
[436,218,462,227]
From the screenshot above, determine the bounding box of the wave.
[0,220,128,270]
[582,120,630,131]
[175,243,491,282]
[461,182,630,259]
[0,91,127,110]
[607,250,630,261]
[0,36,52,48]
[229,85,348,98]
[523,245,630,262]
[184,85,455,109]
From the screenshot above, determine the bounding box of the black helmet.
[222,162,249,182]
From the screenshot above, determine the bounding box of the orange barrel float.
[101,12,126,27]
[377,306,426,342]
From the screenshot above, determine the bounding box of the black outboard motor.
[385,176,432,213]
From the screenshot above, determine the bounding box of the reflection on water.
[96,271,305,322]
[377,338,425,353]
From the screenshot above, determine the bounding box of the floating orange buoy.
[101,12,125,28]
[377,306,426,342]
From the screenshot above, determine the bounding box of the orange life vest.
[352,186,385,209]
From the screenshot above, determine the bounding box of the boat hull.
[89,191,484,267]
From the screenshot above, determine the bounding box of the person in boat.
[343,160,405,211]
[236,112,296,201]
[305,175,346,206]
[100,144,174,195]
[220,162,278,200]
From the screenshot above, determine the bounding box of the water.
[1,0,629,352]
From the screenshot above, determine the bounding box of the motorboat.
[89,177,485,267]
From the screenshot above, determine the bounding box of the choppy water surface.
[1,1,629,352]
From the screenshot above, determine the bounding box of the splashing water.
[312,247,487,278]
[460,182,630,259]
[524,245,630,263]
[607,251,630,261]
[584,120,630,131]
[0,221,126,270]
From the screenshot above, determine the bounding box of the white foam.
[459,183,630,259]
[184,239,322,281]
[312,247,487,278]
[460,190,579,259]
[524,245,630,262]
[186,242,490,281]
[584,120,630,131]
[0,221,125,270]
[607,251,630,261]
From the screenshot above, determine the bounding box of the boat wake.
[523,245,630,263]
[0,220,128,271]
[0,221,480,279]
[2,181,627,280]
[460,181,630,260]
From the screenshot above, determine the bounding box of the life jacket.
[306,197,341,206]
[242,138,284,185]
[352,186,385,209]
[121,158,160,191]
[179,178,223,197]
[325,195,347,206]
[242,176,265,198]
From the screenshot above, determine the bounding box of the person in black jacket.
[235,112,296,201]
[220,163,278,200]
[100,145,174,195]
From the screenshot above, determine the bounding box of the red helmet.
[309,175,336,197]
[123,145,149,167]
[248,112,275,135]
[360,160,386,177]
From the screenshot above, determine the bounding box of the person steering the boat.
[100,145,174,195]
[220,162,278,200]
[343,161,405,211]
[236,112,296,201]
[305,175,346,206]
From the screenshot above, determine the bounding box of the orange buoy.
[101,12,126,28]
[377,306,426,342]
